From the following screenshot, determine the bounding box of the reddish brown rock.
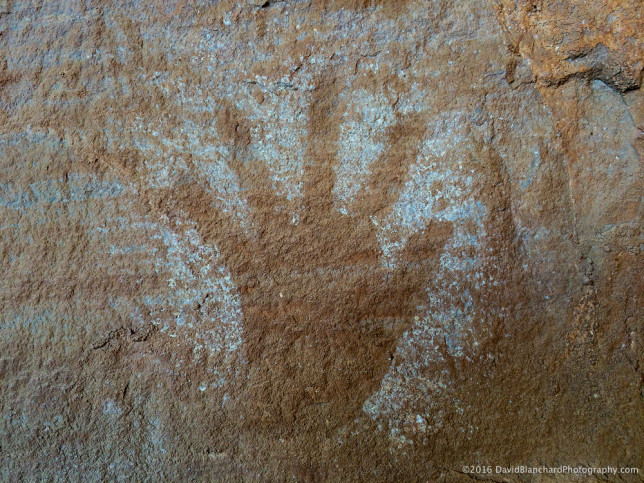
[0,1,642,481]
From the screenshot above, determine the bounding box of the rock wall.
[0,0,642,481]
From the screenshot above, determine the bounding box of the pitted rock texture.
[0,1,642,481]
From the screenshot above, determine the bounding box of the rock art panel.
[0,0,642,481]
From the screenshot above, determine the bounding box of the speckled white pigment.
[235,82,312,207]
[364,111,489,442]
[334,89,395,214]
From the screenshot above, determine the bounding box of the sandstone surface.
[0,0,642,481]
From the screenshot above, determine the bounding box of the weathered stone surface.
[494,0,642,91]
[0,1,642,481]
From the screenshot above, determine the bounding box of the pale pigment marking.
[234,82,311,207]
[333,89,395,214]
[364,111,490,442]
[362,319,464,447]
[97,209,244,388]
[146,417,168,457]
[148,73,220,114]
[372,165,473,269]
[147,222,243,388]
[394,82,430,116]
[146,217,243,360]
[125,117,251,228]
[107,82,489,418]
[108,244,151,256]
[0,308,55,336]
[0,174,124,210]
[102,399,123,417]
[128,116,190,190]
[102,13,134,64]
[177,120,251,228]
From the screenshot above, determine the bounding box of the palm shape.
[91,8,502,434]
[178,86,455,428]
[105,73,464,429]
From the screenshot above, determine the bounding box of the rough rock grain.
[0,0,642,481]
